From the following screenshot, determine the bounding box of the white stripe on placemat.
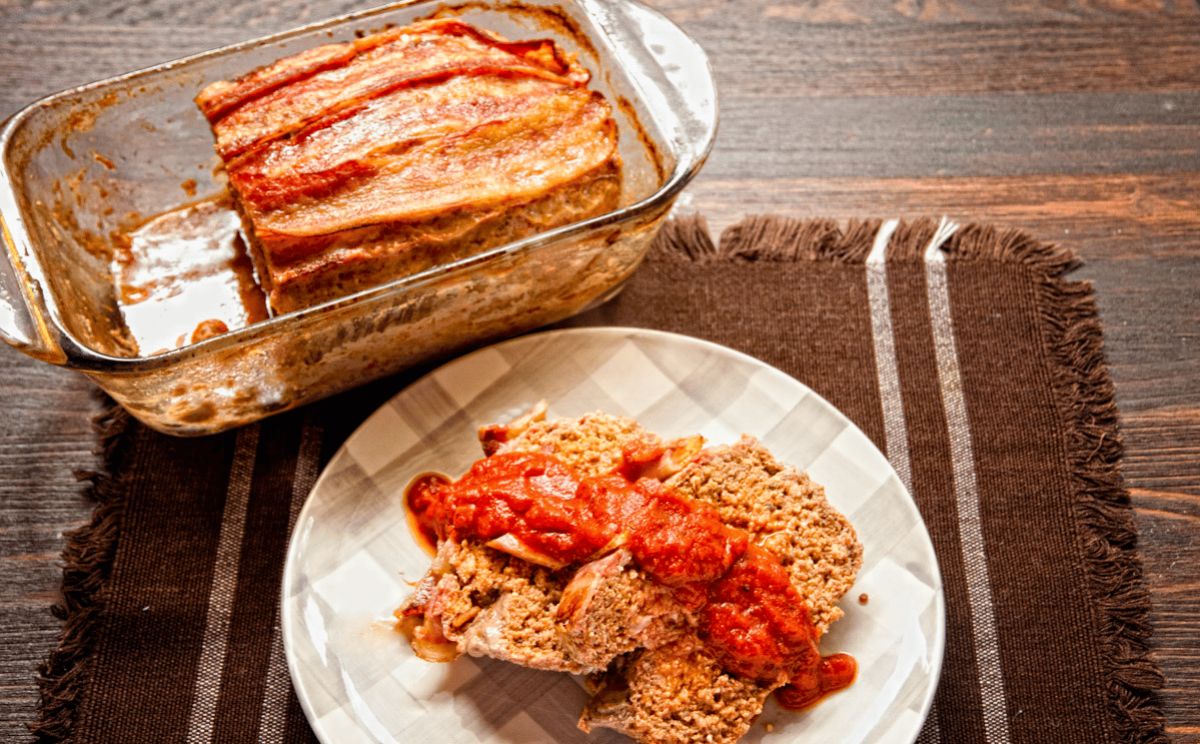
[258,418,324,742]
[866,219,942,744]
[924,218,1012,743]
[865,218,910,486]
[186,424,261,744]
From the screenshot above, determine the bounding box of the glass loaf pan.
[0,0,717,435]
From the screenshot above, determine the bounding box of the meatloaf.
[399,408,863,744]
[196,19,621,313]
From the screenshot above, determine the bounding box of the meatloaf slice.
[413,537,577,671]
[579,636,773,744]
[579,436,862,741]
[492,409,646,474]
[665,435,862,634]
[404,412,686,673]
[556,549,691,670]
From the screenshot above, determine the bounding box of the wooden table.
[0,1,1196,740]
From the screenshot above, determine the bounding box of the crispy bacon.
[619,434,706,481]
[479,400,548,456]
[196,18,619,312]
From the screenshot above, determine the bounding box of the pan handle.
[0,212,63,363]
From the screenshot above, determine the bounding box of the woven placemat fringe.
[939,220,1164,742]
[1001,235,1167,744]
[31,393,129,742]
[720,216,843,261]
[648,214,717,261]
[945,222,1082,275]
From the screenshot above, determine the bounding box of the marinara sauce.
[405,450,856,708]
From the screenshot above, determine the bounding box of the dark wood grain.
[0,0,1196,741]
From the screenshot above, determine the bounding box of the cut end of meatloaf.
[665,435,863,634]
[404,412,669,674]
[580,636,773,744]
[418,538,584,673]
[557,549,691,670]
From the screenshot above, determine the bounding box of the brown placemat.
[32,217,1166,743]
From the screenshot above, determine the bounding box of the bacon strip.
[195,18,619,312]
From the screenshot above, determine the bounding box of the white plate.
[283,327,945,744]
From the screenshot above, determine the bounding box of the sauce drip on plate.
[405,472,448,557]
[776,653,858,710]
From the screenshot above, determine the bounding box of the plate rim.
[282,326,946,744]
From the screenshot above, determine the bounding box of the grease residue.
[58,91,120,159]
[425,2,600,62]
[616,94,666,185]
[48,169,131,260]
[113,199,268,354]
[91,151,116,170]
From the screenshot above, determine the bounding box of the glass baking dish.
[0,0,716,435]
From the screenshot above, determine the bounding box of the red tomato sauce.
[404,450,856,706]
[404,471,449,556]
[776,653,858,710]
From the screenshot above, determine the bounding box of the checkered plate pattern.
[282,327,945,743]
